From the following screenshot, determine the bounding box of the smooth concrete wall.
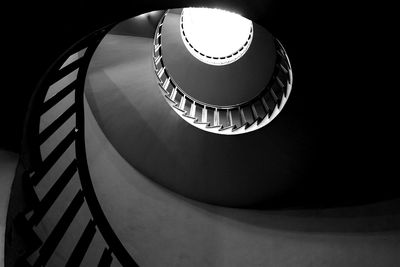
[83,32,400,267]
[84,88,400,267]
[84,33,308,207]
[0,150,18,267]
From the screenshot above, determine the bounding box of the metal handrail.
[19,23,139,266]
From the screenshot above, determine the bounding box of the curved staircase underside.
[84,32,305,207]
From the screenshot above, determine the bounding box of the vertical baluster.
[261,97,270,115]
[279,63,288,74]
[179,96,186,110]
[157,67,165,78]
[276,76,284,89]
[251,104,258,120]
[155,55,162,65]
[270,88,279,104]
[228,110,233,127]
[214,109,219,126]
[202,106,207,123]
[170,87,177,101]
[239,107,247,125]
[190,102,196,117]
[162,77,170,90]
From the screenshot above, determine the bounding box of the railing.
[153,10,293,135]
[6,23,138,266]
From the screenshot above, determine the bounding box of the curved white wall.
[82,32,400,267]
[84,89,400,267]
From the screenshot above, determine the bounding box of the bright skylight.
[181,7,253,66]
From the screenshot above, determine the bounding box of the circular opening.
[181,7,253,66]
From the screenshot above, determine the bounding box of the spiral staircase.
[153,10,292,134]
[3,5,400,267]
[5,24,137,267]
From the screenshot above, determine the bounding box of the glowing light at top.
[181,7,253,66]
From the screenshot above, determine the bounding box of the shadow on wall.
[186,195,400,233]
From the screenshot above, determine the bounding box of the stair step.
[193,116,209,125]
[182,113,196,119]
[219,124,235,132]
[232,122,248,132]
[206,124,222,129]
[172,104,186,113]
[245,116,259,130]
[163,95,177,106]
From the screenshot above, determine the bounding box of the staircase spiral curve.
[153,10,293,135]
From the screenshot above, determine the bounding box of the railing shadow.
[7,22,139,267]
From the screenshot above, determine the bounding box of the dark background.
[1,0,398,207]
